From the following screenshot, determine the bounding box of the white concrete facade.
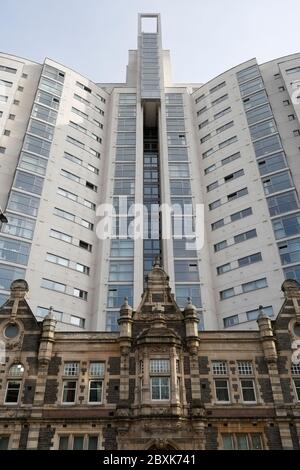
[0,14,300,332]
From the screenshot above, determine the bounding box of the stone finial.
[10,279,28,300]
[45,306,56,321]
[257,305,269,321]
[184,297,196,311]
[120,297,133,316]
[153,256,161,268]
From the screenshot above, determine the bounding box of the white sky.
[1,0,300,84]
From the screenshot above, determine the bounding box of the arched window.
[8,363,24,377]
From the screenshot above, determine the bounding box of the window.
[72,107,88,119]
[0,213,35,240]
[234,229,257,244]
[62,381,77,403]
[0,236,30,265]
[79,240,92,251]
[58,434,99,450]
[257,152,286,176]
[8,114,15,120]
[69,121,87,134]
[151,377,170,400]
[202,148,214,159]
[61,169,80,183]
[50,229,72,244]
[242,278,267,293]
[116,133,136,146]
[222,433,263,450]
[204,164,216,174]
[107,285,133,308]
[224,169,244,183]
[0,95,8,103]
[267,191,299,216]
[76,263,90,275]
[223,315,239,328]
[174,260,199,282]
[23,134,51,158]
[168,133,187,146]
[195,94,205,104]
[36,306,63,322]
[211,219,224,230]
[41,278,66,293]
[215,379,230,402]
[175,285,202,308]
[76,81,92,93]
[28,119,54,141]
[210,81,226,94]
[217,263,231,275]
[243,90,268,111]
[64,362,79,376]
[220,288,235,300]
[278,237,300,265]
[0,65,17,74]
[109,261,133,281]
[221,152,241,166]
[272,213,300,239]
[249,119,277,141]
[89,362,105,377]
[115,163,135,178]
[293,130,300,137]
[230,207,252,222]
[88,380,103,403]
[209,199,221,210]
[262,171,292,195]
[253,134,283,158]
[240,379,256,402]
[43,65,65,83]
[170,180,191,196]
[246,306,273,321]
[200,133,211,143]
[214,240,227,252]
[288,114,295,121]
[19,152,48,176]
[73,288,88,300]
[207,181,218,192]
[150,359,170,374]
[64,152,82,166]
[57,187,77,202]
[8,191,40,217]
[239,77,264,97]
[237,65,260,84]
[36,90,60,110]
[46,253,69,267]
[0,436,9,450]
[70,315,85,328]
[110,239,134,257]
[39,76,63,96]
[227,187,248,201]
[80,219,93,230]
[5,381,21,404]
[169,163,190,178]
[212,94,228,106]
[54,207,75,222]
[238,361,253,375]
[238,252,262,267]
[83,199,96,211]
[216,121,234,134]
[66,135,84,149]
[293,379,300,400]
[14,170,43,195]
[214,107,231,120]
[197,106,207,116]
[219,136,237,149]
[114,180,135,195]
[246,104,272,125]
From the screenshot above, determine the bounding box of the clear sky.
[1,0,300,84]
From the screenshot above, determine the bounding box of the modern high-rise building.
[1,13,300,332]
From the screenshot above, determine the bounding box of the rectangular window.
[246,104,272,125]
[150,359,170,374]
[198,119,209,129]
[220,288,235,300]
[109,261,133,281]
[246,306,273,321]
[242,278,267,293]
[214,240,227,252]
[36,306,63,322]
[28,119,54,141]
[64,362,79,376]
[219,136,237,149]
[267,191,299,216]
[257,152,286,176]
[88,380,103,403]
[278,238,300,265]
[43,64,65,83]
[217,263,231,275]
[294,379,300,400]
[286,66,300,75]
[227,187,248,201]
[238,252,262,267]
[211,219,224,230]
[216,121,234,134]
[0,236,30,265]
[253,134,282,158]
[200,133,211,143]
[240,379,256,402]
[5,381,21,404]
[237,65,260,84]
[23,134,51,158]
[214,107,231,120]
[116,133,136,146]
[19,152,48,176]
[57,187,77,202]
[238,361,253,375]
[14,170,44,195]
[239,77,264,97]
[215,379,230,402]
[8,191,40,217]
[79,240,92,251]
[249,119,277,141]
[114,180,135,196]
[174,260,199,282]
[31,103,58,124]
[262,171,292,195]
[175,285,202,308]
[223,315,239,328]
[41,278,66,293]
[272,213,300,240]
[0,213,35,240]
[0,436,10,450]
[243,90,268,110]
[46,253,69,267]
[110,239,134,257]
[70,315,85,328]
[151,377,170,400]
[170,180,191,196]
[224,169,244,183]
[0,65,17,74]
[168,133,187,146]
[50,229,72,243]
[39,76,63,96]
[234,229,257,244]
[221,152,241,166]
[207,181,218,192]
[205,164,216,174]
[197,106,207,116]
[230,207,252,222]
[0,265,25,290]
[54,207,75,222]
[36,90,60,109]
[62,381,77,403]
[61,169,80,183]
[210,81,226,94]
[107,285,133,308]
[212,94,228,106]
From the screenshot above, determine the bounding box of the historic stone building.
[0,262,300,450]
